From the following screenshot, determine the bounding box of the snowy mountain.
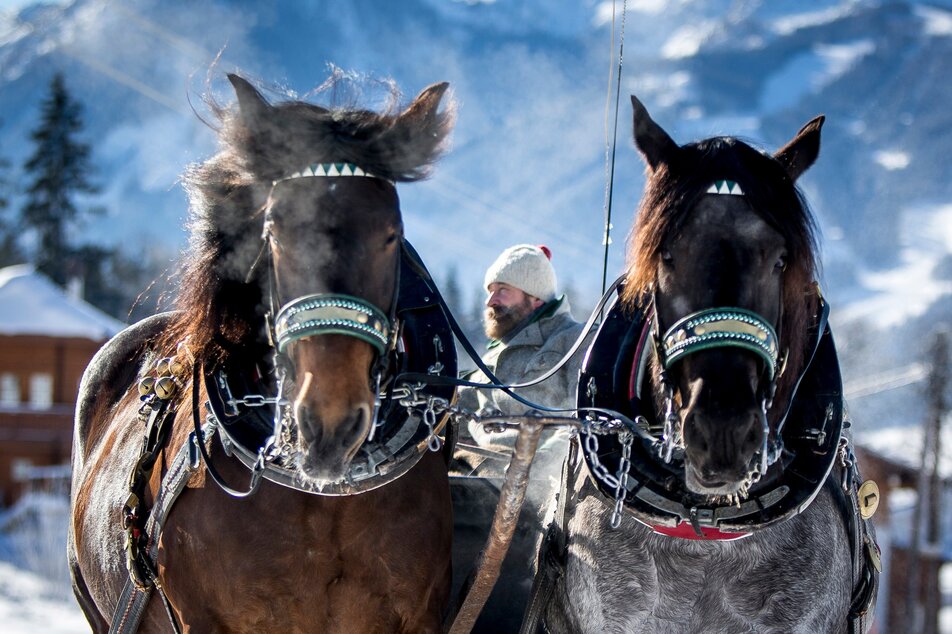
[1,5,951,627]
[0,0,950,433]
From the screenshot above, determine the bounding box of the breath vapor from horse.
[534,97,879,634]
[68,73,459,633]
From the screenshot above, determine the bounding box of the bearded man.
[457,243,588,448]
[452,244,590,633]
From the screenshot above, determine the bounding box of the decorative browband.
[706,179,745,195]
[660,307,779,379]
[273,162,386,186]
[273,294,390,354]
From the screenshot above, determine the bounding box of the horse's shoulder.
[73,312,176,460]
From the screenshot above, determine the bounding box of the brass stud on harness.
[156,357,173,377]
[858,480,880,519]
[168,357,185,376]
[176,339,195,364]
[154,376,177,400]
[137,376,156,396]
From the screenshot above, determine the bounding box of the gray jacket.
[457,297,591,447]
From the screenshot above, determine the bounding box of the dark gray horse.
[534,98,880,634]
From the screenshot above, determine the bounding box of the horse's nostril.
[684,415,709,453]
[349,404,372,443]
[295,405,322,444]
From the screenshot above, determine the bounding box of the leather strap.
[110,425,212,634]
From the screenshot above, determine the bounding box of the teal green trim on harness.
[273,293,390,354]
[661,307,779,379]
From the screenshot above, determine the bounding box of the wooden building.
[0,265,124,506]
[857,434,952,634]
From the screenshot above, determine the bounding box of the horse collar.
[577,289,844,537]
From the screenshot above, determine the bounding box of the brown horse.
[68,74,457,633]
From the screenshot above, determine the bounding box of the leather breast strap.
[836,453,881,633]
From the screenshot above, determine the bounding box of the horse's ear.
[774,115,824,182]
[631,95,679,170]
[400,82,450,124]
[228,74,271,130]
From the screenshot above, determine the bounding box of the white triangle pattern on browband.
[706,179,745,196]
[274,162,385,185]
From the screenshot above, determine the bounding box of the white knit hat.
[484,244,558,302]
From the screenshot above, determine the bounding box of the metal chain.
[838,434,855,493]
[396,381,643,529]
[392,383,447,453]
[392,381,648,530]
[610,431,633,528]
[423,397,444,452]
[227,394,286,408]
[660,386,682,463]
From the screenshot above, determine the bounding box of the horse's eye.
[385,233,399,245]
[775,255,787,271]
[661,249,673,264]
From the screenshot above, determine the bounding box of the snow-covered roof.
[0,265,125,340]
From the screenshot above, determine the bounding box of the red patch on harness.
[652,522,750,541]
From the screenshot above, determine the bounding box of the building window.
[12,458,33,482]
[0,373,18,406]
[29,373,53,409]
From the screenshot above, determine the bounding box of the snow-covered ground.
[0,493,87,632]
[0,562,87,633]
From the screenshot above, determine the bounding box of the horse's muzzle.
[682,407,763,495]
[296,402,372,483]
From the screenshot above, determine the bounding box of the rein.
[394,262,624,413]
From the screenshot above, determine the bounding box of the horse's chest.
[157,469,451,633]
[554,496,844,634]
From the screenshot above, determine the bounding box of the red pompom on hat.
[537,245,552,260]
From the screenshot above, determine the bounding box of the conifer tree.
[21,73,99,285]
[0,122,23,266]
[443,265,464,321]
[0,120,22,266]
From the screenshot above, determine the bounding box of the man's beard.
[484,297,536,340]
